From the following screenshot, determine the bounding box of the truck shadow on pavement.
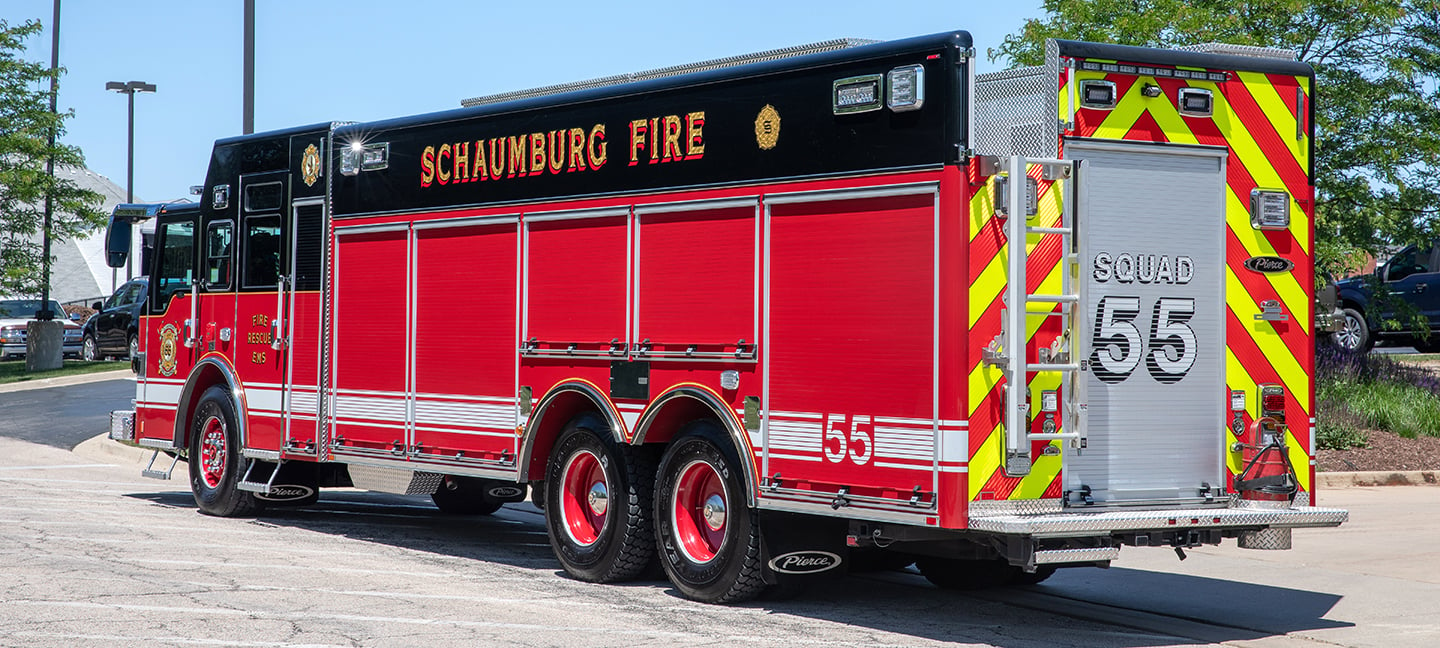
[125,489,1350,647]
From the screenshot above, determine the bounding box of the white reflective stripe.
[333,394,407,422]
[413,400,515,429]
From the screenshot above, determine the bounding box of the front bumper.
[1,341,84,357]
[109,409,136,445]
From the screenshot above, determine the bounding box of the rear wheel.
[431,476,505,515]
[544,415,656,583]
[189,386,261,517]
[655,421,765,604]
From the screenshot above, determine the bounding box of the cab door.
[136,212,198,447]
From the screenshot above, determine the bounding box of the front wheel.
[189,386,261,517]
[81,334,99,362]
[654,422,765,604]
[544,415,656,583]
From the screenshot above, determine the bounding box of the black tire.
[1332,308,1372,352]
[1012,566,1057,585]
[188,386,261,517]
[915,557,1021,590]
[81,334,99,362]
[431,476,505,515]
[128,333,140,361]
[544,415,656,583]
[654,421,765,604]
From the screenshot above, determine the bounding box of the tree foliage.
[995,0,1440,278]
[0,19,104,297]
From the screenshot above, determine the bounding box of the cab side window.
[153,220,195,313]
[205,220,234,290]
[243,215,282,289]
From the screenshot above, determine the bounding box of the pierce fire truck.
[106,30,1347,603]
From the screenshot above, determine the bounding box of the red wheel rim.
[199,415,227,488]
[559,449,608,546]
[671,459,728,564]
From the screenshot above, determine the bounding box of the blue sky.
[4,1,1041,203]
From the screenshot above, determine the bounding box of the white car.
[0,299,83,360]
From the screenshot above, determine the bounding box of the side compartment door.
[762,188,940,510]
[410,217,520,474]
[330,223,411,459]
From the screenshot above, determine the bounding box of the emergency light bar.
[1079,59,1228,82]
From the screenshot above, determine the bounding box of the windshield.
[0,299,64,319]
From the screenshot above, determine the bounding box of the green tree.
[0,19,104,297]
[994,0,1440,279]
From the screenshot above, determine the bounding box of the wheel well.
[634,389,756,506]
[173,361,239,452]
[520,387,621,481]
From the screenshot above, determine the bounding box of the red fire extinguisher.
[1234,384,1298,502]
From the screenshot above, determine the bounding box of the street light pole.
[105,80,156,282]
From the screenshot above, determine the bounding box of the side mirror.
[69,313,80,322]
[104,216,132,269]
[91,301,103,311]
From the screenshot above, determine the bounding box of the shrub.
[1316,346,1440,443]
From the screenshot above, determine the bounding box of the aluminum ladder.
[989,155,1087,476]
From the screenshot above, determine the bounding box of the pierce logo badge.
[486,486,524,499]
[256,485,315,502]
[1243,256,1294,274]
[157,323,180,376]
[766,550,841,574]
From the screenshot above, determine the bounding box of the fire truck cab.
[108,31,1345,603]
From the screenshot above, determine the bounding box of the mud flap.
[255,461,321,507]
[758,511,849,587]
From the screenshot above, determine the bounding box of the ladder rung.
[1027,294,1079,303]
[1026,226,1071,235]
[1027,363,1080,372]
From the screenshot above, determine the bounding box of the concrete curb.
[73,432,154,466]
[0,369,133,394]
[1317,470,1439,488]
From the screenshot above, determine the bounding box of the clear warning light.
[886,65,925,112]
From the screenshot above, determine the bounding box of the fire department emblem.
[301,143,321,187]
[157,323,180,377]
[755,104,780,150]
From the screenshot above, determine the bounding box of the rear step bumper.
[969,503,1348,537]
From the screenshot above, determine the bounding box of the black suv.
[1333,244,1440,352]
[81,278,148,361]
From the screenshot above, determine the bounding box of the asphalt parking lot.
[1,374,1437,647]
[0,427,1430,648]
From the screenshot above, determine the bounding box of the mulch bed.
[1316,428,1440,472]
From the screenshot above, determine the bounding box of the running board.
[1033,546,1120,565]
[236,459,279,494]
[141,449,179,480]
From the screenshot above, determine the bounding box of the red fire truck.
[107,31,1347,603]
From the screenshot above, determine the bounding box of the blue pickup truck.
[1332,243,1440,352]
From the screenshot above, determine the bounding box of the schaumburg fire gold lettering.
[418,112,701,188]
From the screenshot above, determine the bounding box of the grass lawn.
[0,359,130,385]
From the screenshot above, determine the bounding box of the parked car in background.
[81,278,148,362]
[0,299,83,360]
[1333,243,1440,352]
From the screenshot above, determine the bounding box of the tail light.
[1259,384,1285,422]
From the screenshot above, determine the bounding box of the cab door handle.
[1417,282,1428,293]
